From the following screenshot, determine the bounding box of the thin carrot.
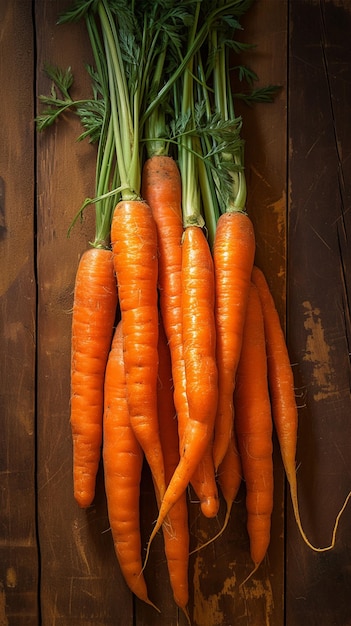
[145,225,218,556]
[212,210,256,470]
[111,199,166,502]
[103,321,158,611]
[141,155,183,335]
[141,155,183,343]
[70,247,117,508]
[141,155,185,431]
[190,430,242,556]
[156,317,190,623]
[190,442,220,519]
[217,428,242,533]
[251,265,351,551]
[234,282,274,575]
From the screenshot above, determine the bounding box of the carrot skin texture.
[234,282,274,568]
[190,441,220,518]
[181,226,218,444]
[217,428,242,525]
[141,156,218,520]
[157,318,190,617]
[103,322,156,608]
[70,247,117,508]
[141,156,188,439]
[141,155,183,334]
[212,211,256,470]
[252,265,351,551]
[251,266,297,484]
[148,226,218,545]
[111,199,166,501]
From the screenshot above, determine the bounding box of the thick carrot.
[70,247,117,508]
[212,210,256,470]
[103,321,158,610]
[156,317,190,622]
[234,282,274,574]
[251,265,351,550]
[146,225,218,554]
[110,199,166,502]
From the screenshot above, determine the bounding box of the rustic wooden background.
[1,0,351,624]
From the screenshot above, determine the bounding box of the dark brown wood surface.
[0,0,350,625]
[0,2,38,624]
[286,1,351,625]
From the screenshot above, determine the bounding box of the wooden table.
[1,1,350,624]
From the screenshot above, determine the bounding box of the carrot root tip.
[239,562,261,588]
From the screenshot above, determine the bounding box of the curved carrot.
[146,225,218,555]
[103,322,158,610]
[70,247,117,508]
[157,317,190,622]
[251,265,351,551]
[234,282,274,575]
[111,199,166,502]
[212,210,256,470]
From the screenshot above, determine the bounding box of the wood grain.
[0,2,38,624]
[287,1,351,625]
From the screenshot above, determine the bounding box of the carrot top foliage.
[36,0,279,246]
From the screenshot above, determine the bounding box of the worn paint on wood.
[287,1,351,625]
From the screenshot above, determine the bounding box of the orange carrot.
[146,225,218,553]
[141,155,187,440]
[110,199,166,502]
[156,317,190,622]
[234,282,274,575]
[190,442,220,519]
[191,430,242,555]
[103,321,158,610]
[142,156,219,517]
[70,247,117,508]
[141,155,183,344]
[251,265,351,551]
[217,428,242,532]
[212,210,256,471]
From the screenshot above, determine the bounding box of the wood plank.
[35,2,133,624]
[0,1,38,624]
[287,1,351,624]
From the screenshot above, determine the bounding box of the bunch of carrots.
[37,0,351,620]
